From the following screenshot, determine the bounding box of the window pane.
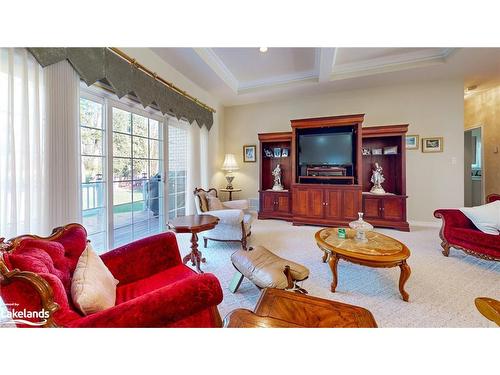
[80,98,103,129]
[133,181,147,202]
[114,204,133,228]
[150,139,160,159]
[150,160,161,179]
[113,158,132,181]
[176,192,185,209]
[113,133,131,157]
[132,159,148,180]
[81,182,105,209]
[81,128,104,156]
[81,156,104,183]
[113,108,131,133]
[150,119,159,139]
[132,114,148,137]
[114,182,132,205]
[147,198,161,217]
[82,207,107,235]
[88,232,107,254]
[132,137,148,158]
[114,225,132,248]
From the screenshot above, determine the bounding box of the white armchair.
[194,188,256,250]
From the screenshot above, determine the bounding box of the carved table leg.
[328,253,339,293]
[182,232,205,273]
[398,260,411,302]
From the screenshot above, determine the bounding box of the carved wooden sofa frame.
[0,225,78,328]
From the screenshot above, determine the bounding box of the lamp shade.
[222,154,239,171]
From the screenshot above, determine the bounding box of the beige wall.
[120,48,226,189]
[224,79,465,222]
[464,86,500,198]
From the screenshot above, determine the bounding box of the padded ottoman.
[229,245,309,293]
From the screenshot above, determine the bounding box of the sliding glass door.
[79,90,167,253]
[111,106,165,248]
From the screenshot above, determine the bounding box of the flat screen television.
[298,129,354,167]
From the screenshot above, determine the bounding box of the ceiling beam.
[317,48,337,83]
[193,48,239,93]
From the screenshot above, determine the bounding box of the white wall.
[120,48,226,189]
[224,79,465,222]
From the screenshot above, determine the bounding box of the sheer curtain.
[44,60,80,231]
[0,48,46,238]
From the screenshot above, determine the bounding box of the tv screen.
[299,132,353,166]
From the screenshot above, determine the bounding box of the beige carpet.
[176,219,500,328]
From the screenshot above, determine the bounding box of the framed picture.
[243,145,256,162]
[263,147,273,158]
[383,145,398,155]
[422,137,443,153]
[273,147,282,158]
[281,148,289,157]
[406,135,419,150]
[372,148,383,155]
[362,148,371,156]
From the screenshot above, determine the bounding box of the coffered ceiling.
[151,47,500,106]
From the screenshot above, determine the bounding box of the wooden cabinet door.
[276,194,291,214]
[292,187,309,216]
[308,188,325,218]
[382,198,404,221]
[342,189,361,220]
[324,189,342,220]
[260,192,275,213]
[363,196,381,219]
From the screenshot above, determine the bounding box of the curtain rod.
[109,47,216,114]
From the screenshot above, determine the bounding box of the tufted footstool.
[229,245,309,293]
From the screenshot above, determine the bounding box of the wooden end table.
[315,228,411,301]
[223,288,377,328]
[220,188,242,201]
[168,214,219,273]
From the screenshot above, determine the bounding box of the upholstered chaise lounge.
[0,223,224,327]
[433,194,500,261]
[194,188,256,250]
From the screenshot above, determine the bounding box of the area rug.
[176,219,500,328]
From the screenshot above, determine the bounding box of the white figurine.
[272,164,284,191]
[370,162,386,194]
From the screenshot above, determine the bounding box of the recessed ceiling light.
[259,47,268,53]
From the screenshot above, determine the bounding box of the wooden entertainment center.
[258,114,410,231]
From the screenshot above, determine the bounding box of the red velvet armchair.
[0,223,223,328]
[434,201,500,261]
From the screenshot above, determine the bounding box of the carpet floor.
[176,219,500,328]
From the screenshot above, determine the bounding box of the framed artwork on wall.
[273,147,282,158]
[243,145,256,162]
[422,137,444,153]
[405,135,419,150]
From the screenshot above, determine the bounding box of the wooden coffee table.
[223,288,377,328]
[168,214,219,273]
[315,228,411,301]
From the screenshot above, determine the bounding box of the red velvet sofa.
[0,223,224,328]
[433,194,500,261]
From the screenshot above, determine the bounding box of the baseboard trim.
[408,220,441,228]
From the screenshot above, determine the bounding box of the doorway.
[464,127,484,207]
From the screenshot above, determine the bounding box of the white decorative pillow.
[71,242,119,315]
[207,195,224,211]
[459,201,500,235]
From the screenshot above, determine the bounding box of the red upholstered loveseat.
[433,194,500,261]
[0,223,223,327]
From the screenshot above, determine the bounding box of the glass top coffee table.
[315,228,411,301]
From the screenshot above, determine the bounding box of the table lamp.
[222,153,239,190]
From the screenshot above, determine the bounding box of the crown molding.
[238,70,318,93]
[330,48,459,81]
[193,48,239,93]
[318,48,337,83]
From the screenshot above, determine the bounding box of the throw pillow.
[207,195,224,211]
[459,200,500,235]
[197,192,209,212]
[71,242,119,316]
